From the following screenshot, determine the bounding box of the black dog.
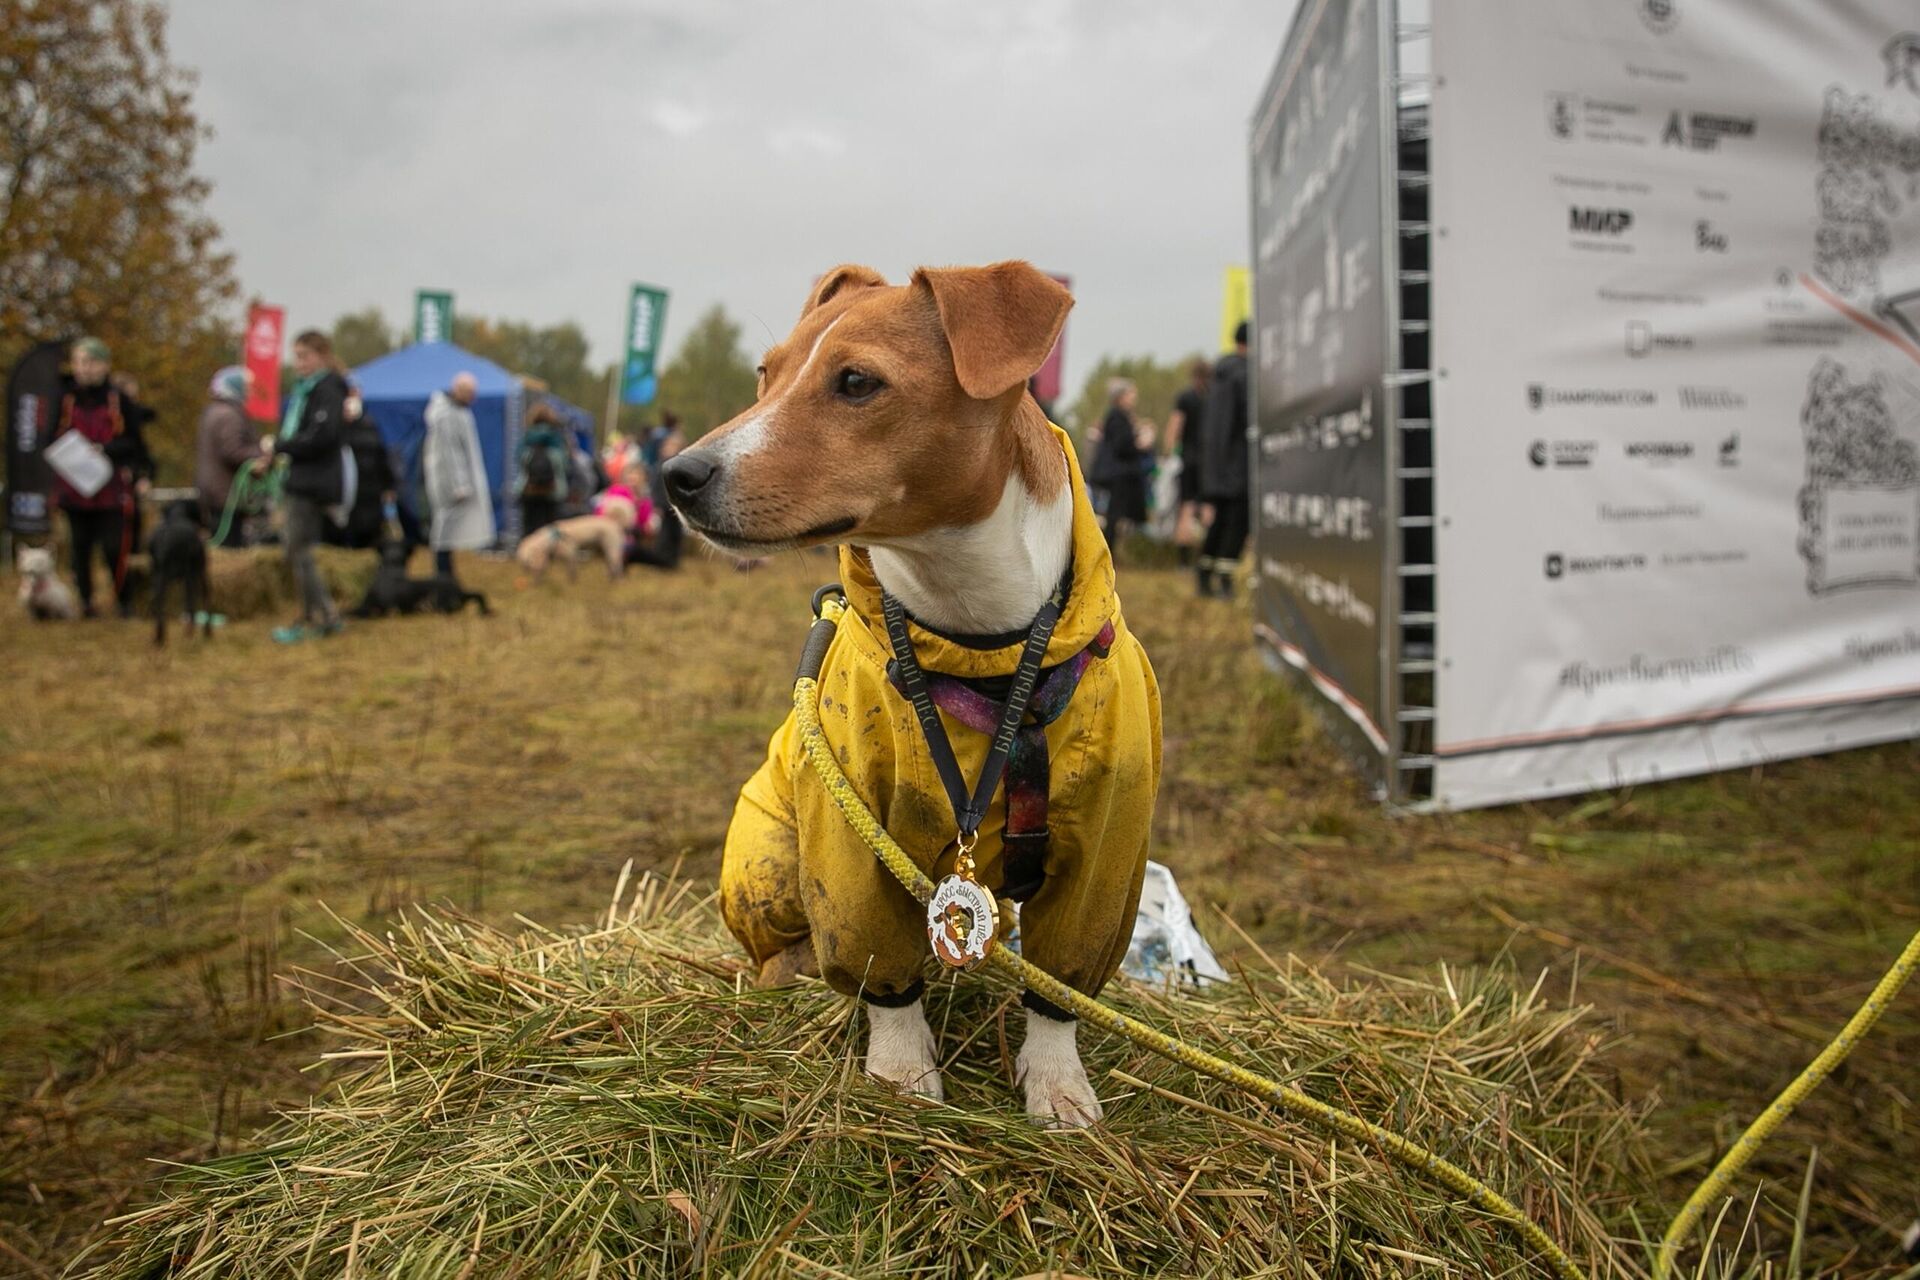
[351,541,490,618]
[149,500,211,647]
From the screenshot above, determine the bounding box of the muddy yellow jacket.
[721,425,1162,1007]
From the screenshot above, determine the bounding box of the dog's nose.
[662,453,718,508]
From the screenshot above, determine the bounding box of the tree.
[655,305,758,441]
[0,0,239,481]
[331,306,395,368]
[452,315,601,414]
[1064,353,1205,455]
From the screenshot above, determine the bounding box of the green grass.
[1,547,1916,1275]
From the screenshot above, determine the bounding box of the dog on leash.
[513,515,626,583]
[17,546,80,620]
[148,500,212,646]
[663,261,1162,1127]
[351,540,490,617]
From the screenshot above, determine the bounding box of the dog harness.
[878,557,1116,972]
[885,614,1114,905]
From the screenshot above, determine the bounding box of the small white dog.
[17,546,80,620]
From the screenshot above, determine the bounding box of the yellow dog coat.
[721,425,1162,1008]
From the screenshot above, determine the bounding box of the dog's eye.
[835,368,883,401]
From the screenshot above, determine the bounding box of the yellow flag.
[1219,266,1251,353]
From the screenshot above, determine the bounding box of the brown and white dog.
[514,514,628,583]
[665,262,1162,1126]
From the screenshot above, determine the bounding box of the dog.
[513,515,626,583]
[663,261,1162,1127]
[17,546,80,620]
[351,540,490,617]
[148,500,212,646]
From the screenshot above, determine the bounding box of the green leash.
[210,462,284,548]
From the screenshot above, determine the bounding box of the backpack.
[522,442,558,497]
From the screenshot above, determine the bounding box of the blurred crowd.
[21,332,686,641]
[1084,320,1251,598]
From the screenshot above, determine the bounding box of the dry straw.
[84,872,1656,1278]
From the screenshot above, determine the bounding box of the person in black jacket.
[321,382,398,550]
[49,337,156,618]
[1197,322,1252,598]
[268,330,348,642]
[1090,379,1149,552]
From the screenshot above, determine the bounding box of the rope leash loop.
[791,590,1919,1280]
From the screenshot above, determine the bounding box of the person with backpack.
[266,330,350,642]
[515,402,569,535]
[49,337,156,618]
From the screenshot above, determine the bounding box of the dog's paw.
[1016,1015,1102,1129]
[865,1002,944,1102]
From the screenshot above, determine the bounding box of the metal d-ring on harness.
[792,586,1920,1280]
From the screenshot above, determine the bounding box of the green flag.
[414,290,454,344]
[621,284,670,406]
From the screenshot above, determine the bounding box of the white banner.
[1429,0,1920,808]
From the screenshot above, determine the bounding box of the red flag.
[244,304,284,422]
[1032,272,1071,405]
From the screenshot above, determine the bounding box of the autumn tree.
[1,0,239,479]
[656,305,758,441]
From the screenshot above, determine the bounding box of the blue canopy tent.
[351,341,595,540]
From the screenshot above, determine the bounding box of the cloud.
[165,0,1302,393]
[767,125,848,160]
[650,100,707,138]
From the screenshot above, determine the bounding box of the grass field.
[1,546,1915,1275]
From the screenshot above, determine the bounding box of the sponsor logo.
[1626,321,1693,357]
[1624,440,1695,462]
[1660,547,1750,569]
[1599,500,1704,522]
[1640,0,1678,35]
[1679,385,1746,410]
[1570,206,1634,234]
[1545,551,1649,580]
[1719,431,1740,466]
[15,392,41,451]
[1559,646,1755,696]
[1662,110,1756,151]
[1527,383,1658,410]
[1845,627,1920,665]
[1548,92,1577,140]
[1529,438,1597,468]
[1695,218,1729,252]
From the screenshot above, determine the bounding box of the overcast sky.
[168,1,1299,395]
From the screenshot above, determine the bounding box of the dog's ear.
[913,261,1072,401]
[802,265,889,318]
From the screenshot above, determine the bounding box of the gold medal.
[927,834,997,970]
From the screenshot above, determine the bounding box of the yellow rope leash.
[1654,923,1920,1278]
[793,593,1919,1280]
[792,597,1585,1279]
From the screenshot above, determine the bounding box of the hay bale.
[198,546,376,621]
[87,880,1652,1278]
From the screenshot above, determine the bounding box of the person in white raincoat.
[423,372,495,576]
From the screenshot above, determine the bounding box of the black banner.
[1249,0,1395,774]
[7,341,69,537]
